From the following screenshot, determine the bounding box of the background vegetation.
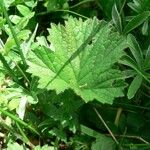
[0,0,150,149]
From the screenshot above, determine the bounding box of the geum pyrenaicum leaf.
[27,17,127,104]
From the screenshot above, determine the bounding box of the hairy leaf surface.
[27,17,127,104]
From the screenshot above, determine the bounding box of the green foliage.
[0,0,150,149]
[81,125,116,150]
[39,90,84,134]
[45,0,68,11]
[120,34,150,99]
[112,3,122,33]
[128,0,150,13]
[27,17,127,104]
[123,11,150,34]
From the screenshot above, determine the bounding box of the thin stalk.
[141,91,150,98]
[123,143,150,147]
[105,134,149,144]
[0,107,39,135]
[16,123,35,149]
[13,60,30,84]
[70,0,94,9]
[143,83,150,90]
[37,10,89,19]
[0,117,18,136]
[93,107,119,145]
[0,1,27,66]
[114,101,150,111]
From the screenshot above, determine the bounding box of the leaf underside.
[27,17,127,104]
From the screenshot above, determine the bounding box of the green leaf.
[27,17,127,104]
[127,74,142,99]
[81,125,101,138]
[112,3,122,32]
[143,45,150,70]
[9,15,21,24]
[120,55,142,76]
[3,0,15,8]
[142,19,149,35]
[46,0,67,11]
[17,5,31,16]
[46,0,59,11]
[40,90,84,132]
[123,11,150,34]
[91,135,116,150]
[120,55,150,83]
[128,0,150,13]
[16,12,35,30]
[0,17,6,28]
[127,34,143,66]
[4,30,31,54]
[81,125,116,150]
[128,2,140,13]
[8,99,19,110]
[7,142,24,150]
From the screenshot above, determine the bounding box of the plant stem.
[0,0,27,66]
[16,123,35,149]
[105,134,149,144]
[0,107,39,135]
[93,107,119,145]
[70,0,94,9]
[37,10,89,19]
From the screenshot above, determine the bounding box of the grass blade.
[0,107,39,136]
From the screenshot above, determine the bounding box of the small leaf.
[127,75,142,99]
[9,15,21,24]
[46,0,59,11]
[16,12,35,30]
[8,99,19,110]
[112,3,122,32]
[81,125,100,138]
[17,5,31,16]
[143,45,150,70]
[142,19,149,35]
[128,2,139,13]
[123,11,150,34]
[0,17,6,28]
[127,34,143,66]
[119,55,139,72]
[4,30,31,53]
[3,0,15,8]
[145,45,150,59]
